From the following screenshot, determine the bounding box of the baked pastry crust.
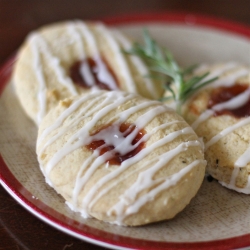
[181,62,250,193]
[13,21,163,125]
[36,89,205,226]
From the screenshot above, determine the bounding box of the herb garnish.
[125,29,217,114]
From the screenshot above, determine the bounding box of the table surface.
[0,1,250,249]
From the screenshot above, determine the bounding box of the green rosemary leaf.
[159,95,174,102]
[181,64,198,75]
[182,72,210,93]
[164,82,176,100]
[125,29,218,114]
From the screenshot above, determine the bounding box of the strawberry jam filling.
[70,57,118,90]
[208,84,250,118]
[87,123,146,165]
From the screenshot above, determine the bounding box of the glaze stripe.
[112,29,158,98]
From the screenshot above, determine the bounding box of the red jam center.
[208,84,250,118]
[70,57,118,90]
[87,123,146,165]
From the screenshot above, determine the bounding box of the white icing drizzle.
[221,142,250,194]
[191,110,214,130]
[37,89,108,154]
[37,88,98,145]
[194,62,238,84]
[191,62,249,97]
[76,21,118,90]
[205,116,250,150]
[38,90,202,224]
[75,21,99,54]
[211,68,249,88]
[110,158,203,224]
[95,24,136,93]
[112,29,158,99]
[220,168,250,194]
[235,147,250,168]
[213,87,250,111]
[29,33,78,94]
[67,22,96,87]
[191,63,250,192]
[192,88,250,131]
[67,22,86,58]
[28,31,78,124]
[29,34,47,125]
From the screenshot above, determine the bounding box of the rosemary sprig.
[125,29,217,114]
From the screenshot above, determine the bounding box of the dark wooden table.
[0,1,250,249]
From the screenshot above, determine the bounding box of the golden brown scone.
[180,62,250,193]
[13,20,164,125]
[36,89,205,226]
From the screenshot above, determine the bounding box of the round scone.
[13,20,164,125]
[181,62,250,193]
[36,89,205,226]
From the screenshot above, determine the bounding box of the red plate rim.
[1,11,250,250]
[103,10,250,39]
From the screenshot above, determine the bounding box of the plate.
[1,12,250,250]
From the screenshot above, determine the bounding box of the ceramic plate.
[1,12,250,250]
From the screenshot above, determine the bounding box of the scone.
[36,89,205,226]
[181,62,250,193]
[13,20,163,125]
